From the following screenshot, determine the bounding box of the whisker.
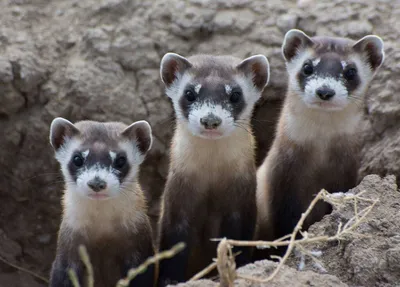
[234,123,253,136]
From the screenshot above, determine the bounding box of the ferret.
[49,118,156,287]
[255,29,385,258]
[157,53,270,286]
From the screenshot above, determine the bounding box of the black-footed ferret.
[157,53,270,285]
[255,29,385,258]
[49,118,155,287]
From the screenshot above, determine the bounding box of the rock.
[0,56,13,83]
[297,0,314,8]
[213,10,236,30]
[249,27,284,46]
[360,130,400,185]
[7,51,47,106]
[276,14,298,32]
[213,9,255,32]
[234,9,255,32]
[82,27,111,55]
[333,20,374,38]
[110,19,159,70]
[0,85,25,116]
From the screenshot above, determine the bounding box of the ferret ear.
[352,35,385,71]
[121,120,153,156]
[236,55,270,90]
[49,117,79,151]
[160,53,192,87]
[282,29,314,62]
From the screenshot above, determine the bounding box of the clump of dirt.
[287,175,400,287]
[174,260,348,287]
[0,0,399,286]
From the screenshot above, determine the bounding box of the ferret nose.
[87,177,107,192]
[316,87,336,101]
[200,114,222,130]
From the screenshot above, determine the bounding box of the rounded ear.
[121,120,153,155]
[160,53,192,87]
[49,117,79,151]
[282,29,314,62]
[236,55,270,90]
[352,35,385,71]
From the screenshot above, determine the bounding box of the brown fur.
[50,183,156,287]
[157,124,257,285]
[254,90,361,260]
[254,30,385,260]
[51,218,154,287]
[49,120,156,287]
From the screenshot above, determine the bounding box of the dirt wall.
[0,0,399,286]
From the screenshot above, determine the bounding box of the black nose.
[87,177,107,192]
[316,87,336,101]
[200,114,222,130]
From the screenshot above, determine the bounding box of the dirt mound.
[288,175,400,287]
[0,0,399,286]
[173,260,348,287]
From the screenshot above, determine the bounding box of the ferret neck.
[169,122,255,175]
[62,183,146,237]
[279,93,362,144]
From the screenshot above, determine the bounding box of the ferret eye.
[344,67,357,80]
[302,63,314,76]
[230,91,242,103]
[72,155,84,167]
[115,156,127,169]
[185,89,196,102]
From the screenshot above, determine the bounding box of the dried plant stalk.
[68,269,81,287]
[216,239,236,287]
[80,245,94,287]
[116,242,185,287]
[192,189,379,284]
[67,243,185,287]
[189,262,217,281]
[67,245,93,287]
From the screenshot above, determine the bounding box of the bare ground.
[0,0,399,286]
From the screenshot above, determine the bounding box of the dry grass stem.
[68,269,81,287]
[116,242,186,287]
[189,251,241,282]
[67,243,185,287]
[189,262,218,281]
[207,189,379,284]
[67,245,93,287]
[216,238,236,287]
[57,188,379,286]
[79,245,94,287]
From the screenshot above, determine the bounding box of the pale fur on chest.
[279,92,361,152]
[257,94,361,222]
[170,123,255,183]
[62,183,147,239]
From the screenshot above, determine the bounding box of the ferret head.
[160,53,270,139]
[49,118,152,200]
[282,29,384,111]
